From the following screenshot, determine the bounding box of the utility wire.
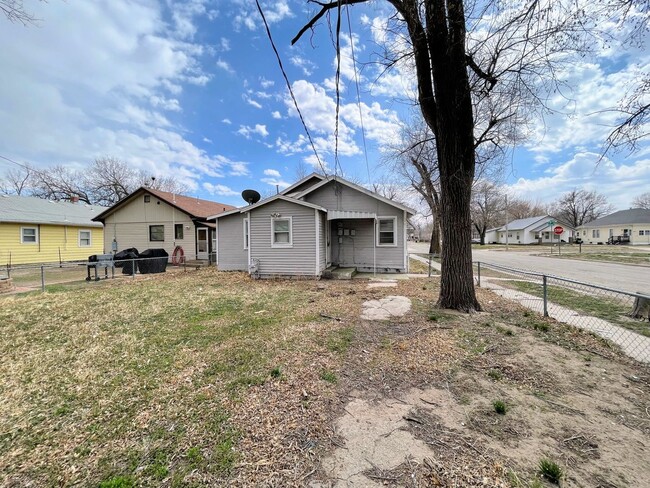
[254,0,329,178]
[345,6,372,186]
[333,0,343,177]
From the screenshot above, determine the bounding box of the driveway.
[408,242,650,294]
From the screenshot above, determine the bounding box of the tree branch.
[291,0,369,45]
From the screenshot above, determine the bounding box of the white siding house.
[212,174,415,278]
[577,208,650,245]
[487,216,575,245]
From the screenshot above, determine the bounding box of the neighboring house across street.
[577,208,650,245]
[212,173,415,278]
[484,215,575,245]
[0,194,107,265]
[93,187,235,261]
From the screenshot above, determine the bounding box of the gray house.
[211,173,415,278]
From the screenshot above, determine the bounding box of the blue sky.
[0,0,648,212]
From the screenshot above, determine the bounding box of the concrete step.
[323,266,357,280]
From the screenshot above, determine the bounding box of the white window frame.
[271,216,293,248]
[20,226,38,244]
[78,229,92,247]
[592,229,600,238]
[376,216,397,247]
[243,218,249,249]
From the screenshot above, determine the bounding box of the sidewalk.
[481,279,650,363]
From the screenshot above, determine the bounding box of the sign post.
[553,225,564,256]
[547,220,556,254]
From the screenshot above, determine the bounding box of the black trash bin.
[114,248,139,275]
[138,248,168,274]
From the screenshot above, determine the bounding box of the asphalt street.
[408,242,650,294]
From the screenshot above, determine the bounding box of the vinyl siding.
[318,210,326,272]
[216,212,248,271]
[250,200,316,277]
[305,182,405,270]
[0,223,104,265]
[578,224,650,245]
[103,195,197,258]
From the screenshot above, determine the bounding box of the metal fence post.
[41,265,45,292]
[428,254,432,278]
[542,274,548,317]
[477,261,481,287]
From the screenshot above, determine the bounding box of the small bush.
[99,476,135,488]
[487,369,502,381]
[270,367,282,378]
[538,458,563,484]
[320,370,338,384]
[493,400,507,415]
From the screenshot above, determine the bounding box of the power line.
[254,0,329,178]
[345,6,372,186]
[333,0,343,177]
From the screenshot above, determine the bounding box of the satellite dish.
[242,189,261,205]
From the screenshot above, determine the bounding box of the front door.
[197,227,208,260]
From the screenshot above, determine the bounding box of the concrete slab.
[361,295,412,321]
[367,280,398,289]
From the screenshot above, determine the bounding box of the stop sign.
[553,225,564,235]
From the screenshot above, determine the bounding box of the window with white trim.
[149,225,164,242]
[243,218,249,249]
[21,226,38,244]
[272,217,292,247]
[78,229,92,247]
[377,217,397,246]
[592,229,600,238]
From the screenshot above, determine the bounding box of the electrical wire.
[345,5,372,186]
[254,0,329,178]
[333,0,343,177]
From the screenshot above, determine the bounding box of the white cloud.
[0,1,233,190]
[243,94,263,109]
[261,177,291,189]
[219,37,230,51]
[203,182,239,196]
[260,77,275,89]
[264,168,281,177]
[229,162,249,176]
[203,137,212,143]
[233,0,292,30]
[508,151,650,209]
[150,95,181,112]
[216,58,235,74]
[222,118,232,124]
[271,111,282,119]
[237,124,269,139]
[290,55,316,76]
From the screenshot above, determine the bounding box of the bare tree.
[0,165,33,195]
[384,118,442,254]
[471,181,505,245]
[1,0,41,25]
[507,196,549,220]
[631,191,650,209]
[292,0,603,310]
[28,157,188,206]
[550,189,614,228]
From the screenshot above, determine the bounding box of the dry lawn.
[0,269,648,487]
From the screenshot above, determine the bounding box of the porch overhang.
[327,210,377,220]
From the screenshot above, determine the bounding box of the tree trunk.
[429,221,441,255]
[480,231,486,245]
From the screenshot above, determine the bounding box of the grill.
[87,254,115,281]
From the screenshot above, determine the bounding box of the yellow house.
[0,195,107,265]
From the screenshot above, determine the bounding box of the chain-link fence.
[407,253,440,277]
[0,255,209,294]
[474,261,650,363]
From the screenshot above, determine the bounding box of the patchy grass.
[538,458,564,484]
[1,268,649,487]
[408,256,435,275]
[502,279,650,337]
[538,250,650,266]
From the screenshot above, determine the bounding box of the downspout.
[373,216,377,277]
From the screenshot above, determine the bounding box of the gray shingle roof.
[0,195,107,227]
[579,208,650,228]
[494,216,548,231]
